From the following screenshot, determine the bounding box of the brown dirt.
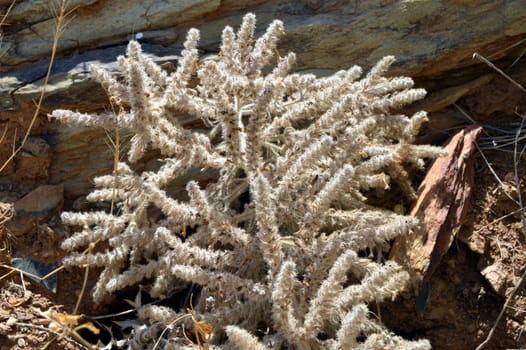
[1,66,526,350]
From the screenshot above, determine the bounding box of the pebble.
[6,316,17,326]
[480,262,508,296]
[17,338,26,347]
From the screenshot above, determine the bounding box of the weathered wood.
[390,125,483,290]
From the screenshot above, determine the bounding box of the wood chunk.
[390,125,483,290]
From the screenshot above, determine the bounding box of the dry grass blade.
[49,0,77,36]
[0,0,74,175]
[473,53,526,95]
[0,0,17,28]
[73,265,89,315]
[475,206,526,233]
[513,117,526,241]
[0,263,64,284]
[16,323,89,349]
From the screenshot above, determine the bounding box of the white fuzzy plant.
[50,13,437,350]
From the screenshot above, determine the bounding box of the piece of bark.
[390,125,483,291]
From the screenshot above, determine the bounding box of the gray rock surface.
[8,184,63,236]
[2,1,524,74]
[0,0,525,199]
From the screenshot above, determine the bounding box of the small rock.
[14,151,51,182]
[480,262,508,296]
[6,316,17,326]
[22,136,51,158]
[458,226,486,255]
[17,337,27,347]
[11,257,59,292]
[14,184,63,216]
[7,184,63,236]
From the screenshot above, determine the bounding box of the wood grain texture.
[390,125,483,290]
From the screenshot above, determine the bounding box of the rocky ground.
[1,1,526,349]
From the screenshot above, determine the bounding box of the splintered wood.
[390,125,483,291]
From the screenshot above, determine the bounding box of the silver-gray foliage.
[50,13,437,350]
